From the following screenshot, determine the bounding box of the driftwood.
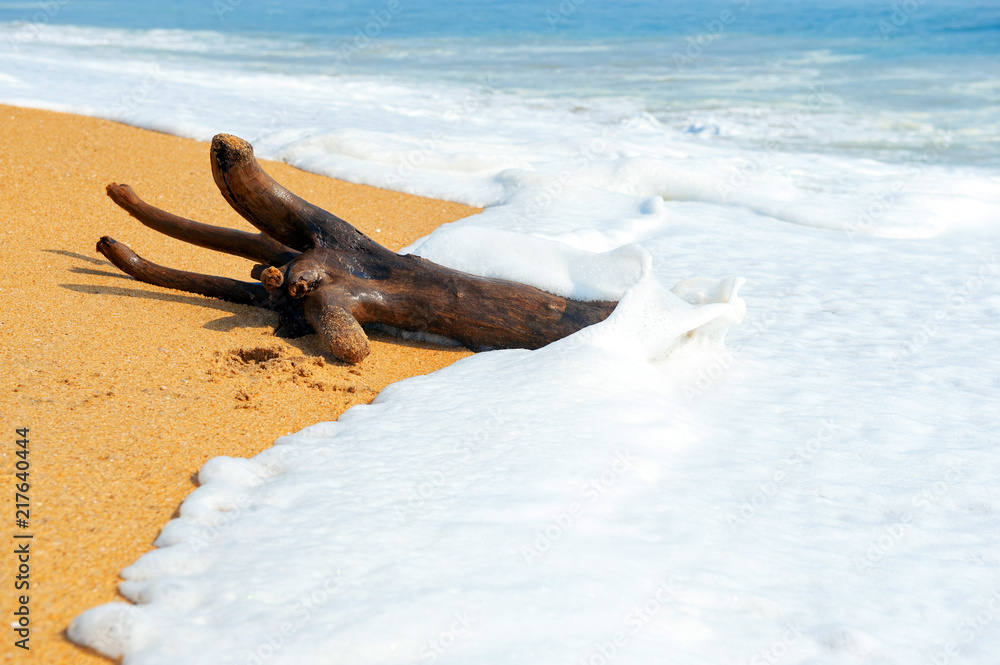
[97,134,617,363]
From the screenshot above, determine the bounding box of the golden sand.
[0,105,477,662]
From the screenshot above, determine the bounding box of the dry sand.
[0,104,477,663]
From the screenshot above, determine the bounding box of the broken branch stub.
[96,133,617,363]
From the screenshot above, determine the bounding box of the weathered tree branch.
[96,236,270,307]
[97,134,617,363]
[106,183,298,265]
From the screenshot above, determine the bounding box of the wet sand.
[0,104,476,663]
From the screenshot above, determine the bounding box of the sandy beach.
[0,104,477,663]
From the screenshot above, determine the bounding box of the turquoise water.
[2,1,998,165]
[2,0,998,48]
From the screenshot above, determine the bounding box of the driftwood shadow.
[62,282,281,341]
[57,249,278,337]
[61,282,249,313]
[43,248,107,265]
[202,312,276,333]
[69,266,134,280]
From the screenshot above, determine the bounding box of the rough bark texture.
[97,134,617,363]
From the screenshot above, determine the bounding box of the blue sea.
[6,2,1000,664]
[2,0,999,168]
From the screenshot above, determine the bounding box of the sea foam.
[69,247,748,664]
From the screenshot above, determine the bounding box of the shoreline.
[0,104,477,662]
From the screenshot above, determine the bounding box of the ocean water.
[3,1,1000,663]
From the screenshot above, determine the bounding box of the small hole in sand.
[232,346,282,364]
